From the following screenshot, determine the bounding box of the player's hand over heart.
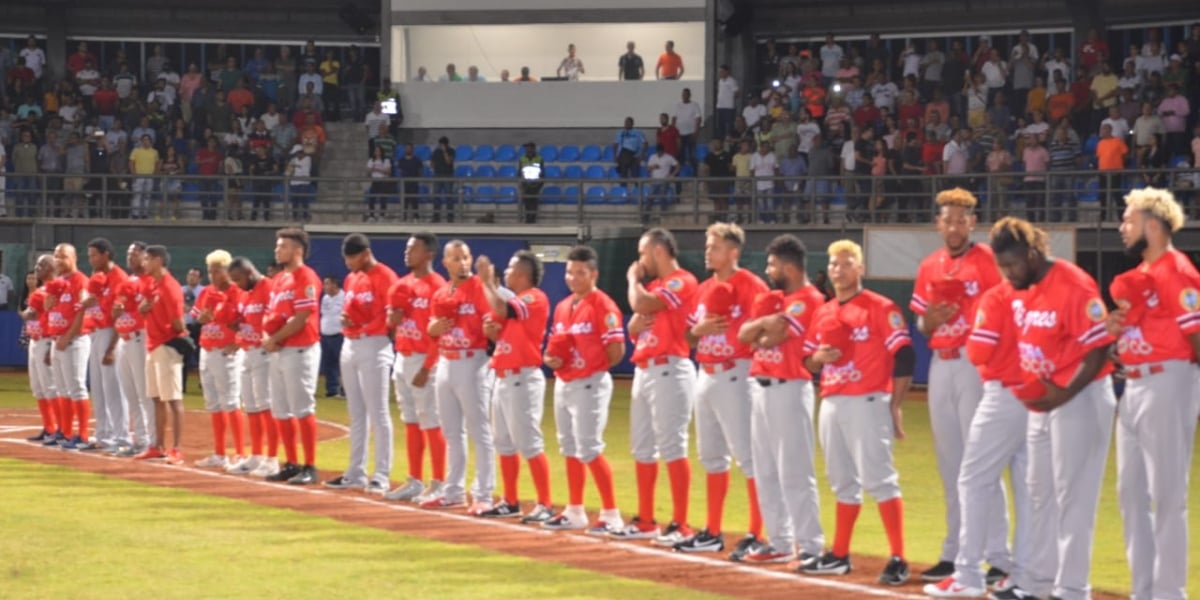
[81,295,99,309]
[1026,379,1072,412]
[544,355,564,370]
[924,301,958,331]
[197,308,214,325]
[483,320,502,339]
[44,295,56,311]
[1104,300,1129,337]
[811,345,842,366]
[628,313,655,336]
[387,307,404,326]
[692,314,729,337]
[139,298,153,315]
[428,317,453,337]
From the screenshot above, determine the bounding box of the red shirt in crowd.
[268,265,321,348]
[1078,39,1108,70]
[432,276,490,353]
[853,105,882,129]
[8,66,34,87]
[192,284,244,351]
[292,109,323,130]
[46,271,91,337]
[807,290,911,396]
[688,268,769,364]
[656,125,681,157]
[490,287,550,371]
[228,88,255,115]
[631,268,698,364]
[1013,260,1114,390]
[145,271,185,352]
[92,88,119,115]
[67,52,97,76]
[343,262,399,339]
[236,277,274,349]
[1114,249,1200,366]
[390,271,447,371]
[910,243,1003,350]
[195,148,222,176]
[967,282,1024,387]
[898,102,924,127]
[87,266,129,330]
[750,285,825,381]
[550,289,626,382]
[922,140,946,175]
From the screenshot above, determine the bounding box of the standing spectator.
[619,42,644,81]
[256,62,285,112]
[159,145,184,220]
[819,34,844,81]
[298,61,324,97]
[870,71,900,114]
[986,92,1013,132]
[63,132,90,219]
[275,46,299,109]
[919,40,945,101]
[850,128,876,220]
[430,136,455,223]
[673,88,702,173]
[981,48,1008,107]
[319,49,341,121]
[369,124,395,165]
[656,112,681,160]
[1078,28,1109,75]
[112,62,137,101]
[1158,84,1191,157]
[394,143,423,222]
[943,40,969,116]
[1133,101,1166,164]
[227,79,255,116]
[613,117,647,181]
[365,145,392,222]
[715,65,738,139]
[965,72,989,129]
[701,139,732,222]
[1021,134,1050,220]
[1042,47,1072,95]
[145,44,168,81]
[272,118,297,163]
[246,144,278,221]
[438,63,462,82]
[742,94,768,132]
[1010,30,1039,117]
[558,44,585,80]
[20,36,46,82]
[1095,123,1129,219]
[38,131,65,217]
[319,275,345,398]
[795,108,820,157]
[513,67,537,82]
[1101,106,1130,142]
[644,144,679,223]
[865,33,891,79]
[286,145,315,222]
[128,134,159,220]
[656,41,684,80]
[900,42,922,82]
[363,101,390,147]
[941,128,971,188]
[66,41,96,77]
[261,102,283,132]
[76,59,101,103]
[778,144,807,223]
[216,56,242,94]
[1090,62,1120,132]
[731,140,753,222]
[243,47,268,85]
[749,141,778,222]
[1047,126,1080,222]
[984,137,1014,216]
[93,78,119,130]
[1026,75,1049,117]
[807,135,836,222]
[223,142,244,220]
[194,137,223,220]
[342,47,367,121]
[208,91,234,138]
[518,142,544,224]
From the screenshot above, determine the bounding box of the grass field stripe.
[2,438,923,600]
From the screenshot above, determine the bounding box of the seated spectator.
[272,119,298,162]
[132,116,157,145]
[924,111,951,142]
[514,67,537,82]
[853,95,881,129]
[291,99,323,130]
[261,103,283,132]
[439,63,462,82]
[412,66,433,82]
[298,82,325,117]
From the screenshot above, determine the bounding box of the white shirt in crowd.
[76,69,100,96]
[261,112,281,132]
[289,154,313,184]
[298,72,324,96]
[1118,72,1142,91]
[750,151,778,191]
[648,152,679,179]
[742,103,767,130]
[840,140,856,172]
[820,44,844,79]
[795,121,820,153]
[942,139,970,174]
[0,273,13,306]
[1044,58,1070,93]
[320,290,345,336]
[1022,121,1051,140]
[870,81,899,112]
[1101,117,1130,141]
[716,75,739,110]
[981,60,1007,87]
[901,48,922,79]
[367,158,391,178]
[20,47,46,79]
[674,101,703,136]
[364,111,390,136]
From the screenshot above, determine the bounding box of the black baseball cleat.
[267,462,302,482]
[479,501,522,519]
[673,528,724,553]
[985,566,1008,586]
[878,556,910,586]
[989,585,1038,600]
[803,551,852,575]
[288,465,319,485]
[26,430,52,443]
[921,560,956,582]
[728,534,764,562]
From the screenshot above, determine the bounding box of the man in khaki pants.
[135,245,189,465]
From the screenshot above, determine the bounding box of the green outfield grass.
[0,457,726,599]
[1,372,1197,597]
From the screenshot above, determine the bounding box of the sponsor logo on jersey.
[965,280,980,297]
[823,361,863,385]
[697,335,736,357]
[1018,341,1056,378]
[1116,326,1153,356]
[412,297,430,309]
[569,322,594,335]
[934,315,971,338]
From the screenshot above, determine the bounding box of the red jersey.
[750,285,825,380]
[25,288,48,340]
[807,290,912,396]
[911,244,1003,350]
[967,282,1024,386]
[268,265,321,347]
[343,262,399,338]
[432,276,490,353]
[1013,260,1114,389]
[113,275,147,337]
[689,269,769,364]
[145,271,186,352]
[551,289,626,382]
[490,288,550,370]
[192,284,243,351]
[390,271,446,370]
[631,268,699,363]
[46,271,91,337]
[1115,249,1200,365]
[236,277,274,349]
[86,266,129,330]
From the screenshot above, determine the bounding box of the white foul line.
[0,437,925,600]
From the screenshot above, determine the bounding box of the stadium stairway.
[314,122,372,223]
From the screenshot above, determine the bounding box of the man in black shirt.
[851,128,875,222]
[618,42,644,81]
[430,136,456,223]
[247,144,279,221]
[702,139,733,222]
[395,143,424,222]
[899,133,925,223]
[342,46,367,121]
[86,131,111,218]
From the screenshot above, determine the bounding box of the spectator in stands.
[742,93,767,133]
[614,116,647,181]
[62,132,90,218]
[412,66,432,82]
[256,62,285,112]
[1091,61,1120,132]
[342,47,367,121]
[0,139,5,216]
[748,140,777,223]
[1140,133,1169,188]
[319,49,341,121]
[715,65,738,139]
[431,136,456,223]
[644,143,679,223]
[394,143,423,222]
[517,142,545,224]
[364,145,392,222]
[555,44,585,81]
[1101,106,1130,143]
[439,64,462,82]
[273,118,297,163]
[286,144,315,222]
[297,61,323,100]
[1021,133,1050,220]
[656,112,680,162]
[620,41,644,81]
[159,145,184,220]
[500,69,511,82]
[918,40,944,101]
[673,88,702,172]
[20,36,45,83]
[127,134,158,220]
[701,139,732,222]
[656,41,684,80]
[1133,101,1165,165]
[11,130,38,217]
[38,131,65,216]
[370,124,396,164]
[980,48,1008,108]
[247,144,278,221]
[261,102,282,132]
[247,118,272,153]
[1095,123,1129,219]
[1159,83,1191,156]
[465,66,486,83]
[1046,126,1081,222]
[986,91,1013,132]
[514,67,537,82]
[1078,28,1108,76]
[227,78,255,117]
[778,143,807,223]
[730,140,753,222]
[818,33,843,82]
[195,136,223,220]
[223,142,245,220]
[275,46,299,108]
[66,41,96,78]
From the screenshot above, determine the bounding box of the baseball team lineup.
[15,186,1200,600]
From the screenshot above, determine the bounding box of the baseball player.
[803,240,912,587]
[616,228,698,546]
[80,238,130,452]
[192,250,247,469]
[263,228,323,485]
[324,234,399,495]
[46,243,94,451]
[733,234,826,566]
[674,222,769,558]
[1109,189,1200,600]
[541,245,627,533]
[989,217,1116,600]
[925,280,1033,598]
[422,240,496,513]
[21,255,59,442]
[910,189,1009,585]
[136,245,189,465]
[226,257,281,477]
[387,233,449,503]
[474,250,554,522]
[111,242,154,457]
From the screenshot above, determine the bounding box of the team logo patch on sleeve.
[888,311,904,330]
[787,300,806,316]
[521,293,535,304]
[305,284,317,299]
[666,278,683,292]
[605,313,620,329]
[974,310,986,328]
[1086,298,1106,322]
[1181,288,1200,312]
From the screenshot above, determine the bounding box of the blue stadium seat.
[581,145,602,162]
[455,165,475,178]
[186,163,200,175]
[696,144,709,161]
[496,145,518,162]
[498,165,518,179]
[560,186,581,206]
[423,166,434,177]
[471,185,496,203]
[1083,135,1099,155]
[607,166,620,179]
[541,186,562,205]
[455,145,474,161]
[544,165,562,179]
[564,165,584,179]
[182,182,201,203]
[472,145,495,162]
[475,165,497,178]
[606,186,630,204]
[418,185,431,202]
[1172,155,1190,168]
[415,145,432,161]
[680,164,696,177]
[585,186,607,205]
[602,145,615,162]
[585,165,607,179]
[497,186,519,204]
[541,145,559,162]
[559,146,581,162]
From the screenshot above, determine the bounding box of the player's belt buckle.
[441,349,479,360]
[635,356,670,369]
[1124,363,1165,380]
[701,360,738,375]
[496,368,524,379]
[936,348,962,360]
[755,377,786,387]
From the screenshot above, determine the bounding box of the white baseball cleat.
[226,455,264,475]
[384,477,425,502]
[412,480,444,505]
[194,454,229,469]
[922,576,986,598]
[251,457,281,478]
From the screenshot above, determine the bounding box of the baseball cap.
[814,312,854,361]
[1012,378,1047,403]
[750,290,785,318]
[546,332,575,363]
[929,278,966,305]
[1109,269,1156,325]
[433,295,460,320]
[700,282,736,317]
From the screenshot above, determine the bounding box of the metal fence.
[1,168,1196,226]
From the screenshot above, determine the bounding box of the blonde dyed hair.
[935,187,978,209]
[827,239,863,263]
[705,222,746,247]
[1125,187,1185,232]
[206,249,233,268]
[989,217,1050,255]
